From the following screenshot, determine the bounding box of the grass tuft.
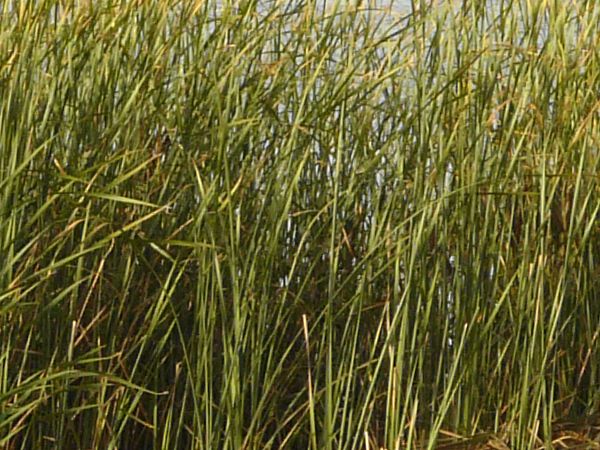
[1,0,599,448]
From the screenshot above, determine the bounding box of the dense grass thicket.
[1,0,600,448]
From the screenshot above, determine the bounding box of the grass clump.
[1,0,600,448]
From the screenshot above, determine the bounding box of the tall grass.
[1,0,599,448]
